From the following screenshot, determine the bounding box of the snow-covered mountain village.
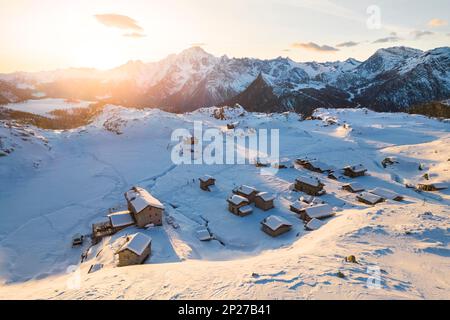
[0,102,448,299]
[1,0,449,302]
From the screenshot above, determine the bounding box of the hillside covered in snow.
[0,105,448,299]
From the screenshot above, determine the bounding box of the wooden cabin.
[199,175,215,191]
[125,187,164,227]
[232,185,259,203]
[254,192,275,211]
[227,195,252,216]
[297,158,333,173]
[108,211,135,232]
[273,160,292,169]
[356,192,384,205]
[327,171,339,180]
[297,204,335,222]
[227,121,239,129]
[342,182,365,193]
[289,200,311,215]
[255,159,270,168]
[343,164,367,178]
[261,215,292,237]
[381,157,398,168]
[92,211,135,242]
[116,233,151,267]
[294,176,326,196]
[369,187,403,201]
[417,183,448,192]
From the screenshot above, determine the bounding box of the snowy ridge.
[0,106,449,299]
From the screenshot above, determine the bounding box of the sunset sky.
[0,0,449,73]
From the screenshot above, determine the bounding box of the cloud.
[123,32,146,38]
[94,14,143,31]
[412,30,434,39]
[372,35,402,44]
[428,18,448,28]
[282,49,291,52]
[190,43,206,47]
[336,41,359,48]
[291,42,339,52]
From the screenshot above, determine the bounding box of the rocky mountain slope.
[1,46,449,115]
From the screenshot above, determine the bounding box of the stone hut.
[261,215,292,237]
[417,183,448,192]
[294,176,325,196]
[125,187,164,227]
[356,192,385,205]
[199,175,215,191]
[342,182,365,193]
[227,195,252,216]
[343,164,367,178]
[116,233,152,267]
[254,192,275,211]
[297,204,335,222]
[232,185,259,203]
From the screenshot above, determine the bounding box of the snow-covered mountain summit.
[1,46,449,114]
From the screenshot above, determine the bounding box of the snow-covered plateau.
[0,105,448,299]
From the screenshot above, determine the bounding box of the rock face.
[1,46,449,115]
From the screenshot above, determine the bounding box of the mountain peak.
[374,46,423,58]
[178,46,212,59]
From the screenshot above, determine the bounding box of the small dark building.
[232,185,259,203]
[417,183,448,192]
[356,192,385,205]
[369,187,404,201]
[199,175,215,191]
[297,204,335,222]
[343,164,367,178]
[227,195,252,216]
[294,176,325,196]
[227,121,239,129]
[261,215,292,237]
[297,158,333,173]
[254,192,275,211]
[116,233,152,267]
[342,183,365,193]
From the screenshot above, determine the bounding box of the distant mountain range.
[1,46,449,115]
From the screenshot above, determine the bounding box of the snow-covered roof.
[290,200,310,211]
[345,164,367,173]
[304,204,334,219]
[369,187,402,200]
[108,211,134,228]
[343,182,365,192]
[357,192,384,204]
[262,215,292,231]
[239,205,253,215]
[305,218,324,231]
[295,175,322,187]
[256,192,275,202]
[429,182,448,190]
[228,194,248,205]
[196,228,212,241]
[118,233,152,256]
[310,160,334,171]
[199,175,215,182]
[234,185,258,195]
[127,187,164,212]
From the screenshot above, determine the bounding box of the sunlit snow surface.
[0,105,449,299]
[3,98,92,117]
